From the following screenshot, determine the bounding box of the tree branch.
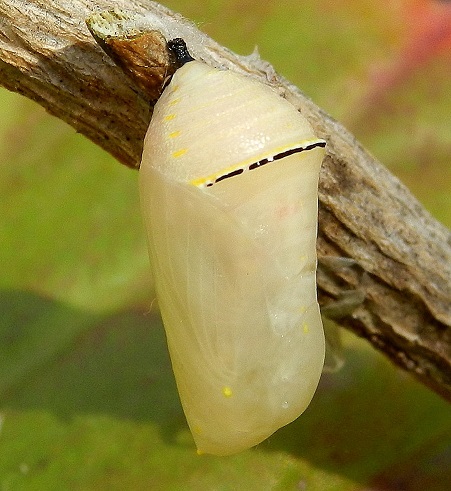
[1,0,449,401]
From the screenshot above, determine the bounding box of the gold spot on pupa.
[168,131,181,138]
[299,254,307,264]
[172,149,187,158]
[168,98,181,106]
[222,386,233,398]
[164,114,176,122]
[302,323,309,334]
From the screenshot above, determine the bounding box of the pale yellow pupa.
[139,39,326,456]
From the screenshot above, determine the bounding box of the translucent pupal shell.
[139,60,326,456]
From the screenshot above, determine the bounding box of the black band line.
[205,140,326,187]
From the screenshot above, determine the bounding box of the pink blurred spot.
[368,0,451,103]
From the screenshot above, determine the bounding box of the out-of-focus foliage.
[0,0,449,489]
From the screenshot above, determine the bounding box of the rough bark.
[0,0,449,401]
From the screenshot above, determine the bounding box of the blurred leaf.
[0,298,449,489]
[0,290,100,396]
[0,95,151,312]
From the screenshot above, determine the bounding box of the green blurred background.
[0,0,450,489]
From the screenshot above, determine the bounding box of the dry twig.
[0,0,449,400]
